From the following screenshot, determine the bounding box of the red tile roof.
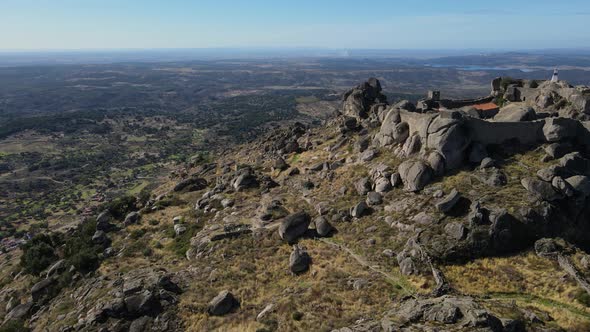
[473,102,499,111]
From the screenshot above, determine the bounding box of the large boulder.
[258,199,289,222]
[96,210,113,231]
[173,177,207,192]
[559,152,590,176]
[435,189,461,213]
[314,216,333,237]
[494,104,536,122]
[544,142,572,159]
[351,201,369,218]
[355,177,372,196]
[374,176,392,193]
[5,302,33,321]
[289,245,311,274]
[366,191,383,206]
[124,290,160,317]
[342,78,387,119]
[398,160,433,192]
[208,290,239,316]
[534,238,562,257]
[565,175,590,196]
[488,210,529,254]
[521,177,561,201]
[231,168,259,191]
[31,277,57,303]
[278,212,311,243]
[543,117,578,142]
[426,114,471,170]
[570,93,590,114]
[124,211,140,226]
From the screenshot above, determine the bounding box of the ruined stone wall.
[464,117,545,145]
[437,96,495,109]
[399,110,590,148]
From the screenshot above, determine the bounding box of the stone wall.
[464,117,545,145]
[437,96,495,109]
[398,110,590,149]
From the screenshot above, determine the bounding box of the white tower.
[551,68,559,83]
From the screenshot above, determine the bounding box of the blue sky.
[1,0,589,50]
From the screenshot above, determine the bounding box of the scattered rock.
[521,177,561,201]
[174,224,187,236]
[543,117,577,142]
[289,245,311,274]
[174,177,208,192]
[398,160,433,192]
[273,157,289,171]
[360,148,378,162]
[544,142,572,159]
[565,175,590,196]
[92,230,109,246]
[258,199,289,222]
[96,210,113,232]
[355,177,372,196]
[366,191,383,206]
[537,165,561,182]
[494,104,536,122]
[486,169,508,187]
[129,316,152,332]
[552,176,575,197]
[350,201,369,218]
[445,222,466,240]
[278,212,311,243]
[256,303,275,322]
[208,290,239,316]
[382,249,395,258]
[124,211,140,226]
[374,177,392,193]
[534,238,561,257]
[314,216,333,237]
[479,157,495,169]
[435,189,461,213]
[5,302,33,321]
[559,152,590,176]
[411,212,434,225]
[390,172,402,188]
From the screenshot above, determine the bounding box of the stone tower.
[551,68,559,83]
[427,90,441,101]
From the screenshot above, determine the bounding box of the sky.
[1,0,590,50]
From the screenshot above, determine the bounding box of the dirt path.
[318,238,417,298]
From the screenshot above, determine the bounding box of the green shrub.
[63,219,102,273]
[0,319,30,332]
[130,229,146,239]
[168,223,201,257]
[575,289,590,307]
[292,311,304,321]
[138,188,152,206]
[106,195,137,220]
[20,234,60,275]
[142,247,153,257]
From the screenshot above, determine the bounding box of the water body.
[426,64,536,72]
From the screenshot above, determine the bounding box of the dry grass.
[179,234,401,331]
[443,252,590,330]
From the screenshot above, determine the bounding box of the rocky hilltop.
[2,77,590,331]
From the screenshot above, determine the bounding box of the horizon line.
[2,47,590,53]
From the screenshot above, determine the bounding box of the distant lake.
[426,64,536,72]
